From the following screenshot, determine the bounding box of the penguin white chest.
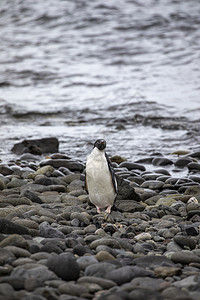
[86,148,116,209]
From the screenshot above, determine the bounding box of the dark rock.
[141,180,164,190]
[105,266,153,285]
[21,295,47,300]
[173,235,197,250]
[114,200,144,212]
[189,175,200,183]
[184,225,199,236]
[47,252,80,281]
[171,251,200,264]
[154,168,171,175]
[134,255,176,268]
[175,157,193,167]
[187,210,200,219]
[152,157,173,166]
[0,283,15,297]
[116,175,140,201]
[40,242,63,254]
[34,177,64,186]
[0,218,29,235]
[188,162,200,171]
[0,164,14,176]
[12,137,59,155]
[11,265,57,282]
[0,276,25,290]
[130,276,170,290]
[98,291,129,300]
[77,276,116,289]
[128,288,161,300]
[184,186,200,195]
[20,190,42,204]
[135,157,154,164]
[40,159,85,172]
[119,162,146,171]
[85,262,118,277]
[39,222,65,239]
[0,248,15,265]
[73,244,88,256]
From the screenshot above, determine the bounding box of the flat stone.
[85,262,118,277]
[152,157,173,166]
[173,235,197,250]
[141,180,164,190]
[171,251,200,264]
[119,162,146,171]
[134,255,176,268]
[90,238,121,250]
[105,265,154,285]
[77,276,116,289]
[11,137,59,155]
[114,200,144,212]
[0,218,29,235]
[40,159,85,172]
[154,266,181,278]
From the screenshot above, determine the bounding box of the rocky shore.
[1,147,200,300]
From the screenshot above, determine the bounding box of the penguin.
[85,139,117,213]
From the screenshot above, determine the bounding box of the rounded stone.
[47,252,80,281]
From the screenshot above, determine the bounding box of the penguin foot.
[96,207,101,214]
[105,205,112,214]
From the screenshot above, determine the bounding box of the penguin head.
[94,139,106,151]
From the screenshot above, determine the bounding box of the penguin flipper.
[105,152,117,194]
[85,174,88,193]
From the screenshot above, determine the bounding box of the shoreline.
[0,150,200,299]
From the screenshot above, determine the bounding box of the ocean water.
[0,0,200,162]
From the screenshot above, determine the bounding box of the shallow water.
[0,0,200,162]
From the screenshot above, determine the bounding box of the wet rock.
[175,157,193,167]
[114,200,144,212]
[40,159,85,172]
[0,164,14,176]
[116,176,140,201]
[11,137,59,155]
[47,252,80,281]
[141,180,164,190]
[0,218,29,235]
[119,161,145,171]
[188,162,200,171]
[152,157,173,166]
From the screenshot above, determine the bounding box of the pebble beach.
[1,140,200,300]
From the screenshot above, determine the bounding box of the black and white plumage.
[85,139,117,213]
